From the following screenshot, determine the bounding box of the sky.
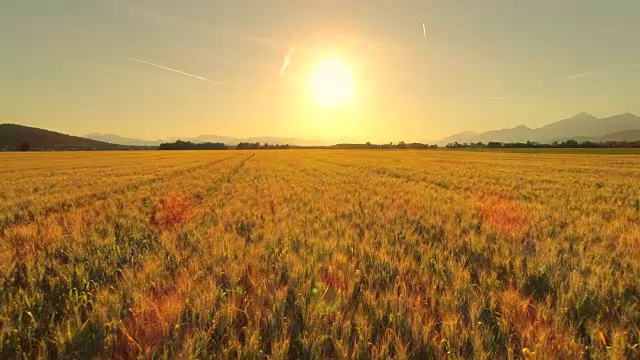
[1,0,639,142]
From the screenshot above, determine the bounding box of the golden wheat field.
[0,150,639,359]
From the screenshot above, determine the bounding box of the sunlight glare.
[309,59,353,106]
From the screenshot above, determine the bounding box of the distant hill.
[245,136,328,147]
[438,131,479,145]
[84,133,163,146]
[85,133,248,146]
[600,129,640,142]
[475,125,535,143]
[0,124,129,150]
[438,112,640,145]
[185,135,243,145]
[85,133,328,147]
[417,138,439,145]
[554,129,640,143]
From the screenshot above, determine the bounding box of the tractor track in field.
[161,153,255,241]
[0,154,245,234]
[91,153,255,348]
[296,153,469,193]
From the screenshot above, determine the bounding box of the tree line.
[159,140,228,150]
[445,139,640,149]
[330,142,439,149]
[2,141,152,151]
[158,141,295,150]
[151,139,640,151]
[235,142,292,149]
[158,140,441,150]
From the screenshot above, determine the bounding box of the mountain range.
[84,134,329,147]
[2,112,639,150]
[88,112,640,147]
[436,112,640,145]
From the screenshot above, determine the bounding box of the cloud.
[280,46,295,76]
[422,22,427,40]
[128,57,222,84]
[566,72,593,79]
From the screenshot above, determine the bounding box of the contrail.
[128,57,222,84]
[101,68,174,85]
[280,46,295,76]
[566,72,592,79]
[422,21,427,40]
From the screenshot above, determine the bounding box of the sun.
[309,58,353,105]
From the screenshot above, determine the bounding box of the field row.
[0,150,638,359]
